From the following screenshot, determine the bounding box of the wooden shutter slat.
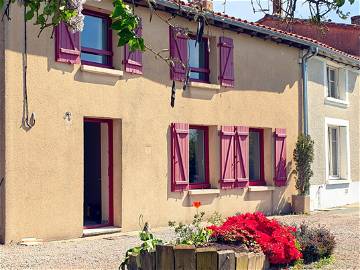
[124,22,143,74]
[171,123,189,192]
[235,126,249,188]
[55,22,80,64]
[274,128,287,186]
[220,126,236,189]
[219,37,234,87]
[170,26,188,81]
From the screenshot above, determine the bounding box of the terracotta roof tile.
[165,0,359,62]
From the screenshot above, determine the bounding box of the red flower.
[192,201,201,208]
[208,212,301,265]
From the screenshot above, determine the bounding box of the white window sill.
[327,179,351,185]
[248,186,275,192]
[80,65,124,78]
[189,81,221,91]
[188,189,220,195]
[324,97,349,108]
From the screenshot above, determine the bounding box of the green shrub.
[168,211,212,246]
[294,223,336,264]
[207,211,224,226]
[120,222,162,270]
[293,134,314,195]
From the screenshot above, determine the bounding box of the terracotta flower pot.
[292,195,310,214]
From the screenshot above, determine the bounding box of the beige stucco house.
[0,0,359,243]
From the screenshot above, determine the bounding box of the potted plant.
[292,134,314,214]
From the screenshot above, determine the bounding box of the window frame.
[326,66,339,99]
[328,126,340,179]
[188,36,210,83]
[188,125,210,189]
[81,10,113,69]
[248,128,265,186]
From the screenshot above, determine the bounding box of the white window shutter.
[338,68,347,100]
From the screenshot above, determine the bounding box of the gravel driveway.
[0,204,359,270]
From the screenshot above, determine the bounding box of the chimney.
[192,0,213,11]
[351,15,360,25]
[273,0,282,16]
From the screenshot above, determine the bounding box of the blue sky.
[212,0,360,23]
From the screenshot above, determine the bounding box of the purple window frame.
[81,10,113,68]
[188,36,210,83]
[189,125,210,189]
[249,128,266,186]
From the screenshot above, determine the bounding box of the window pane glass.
[249,131,261,180]
[189,128,206,184]
[81,14,108,50]
[188,39,207,69]
[330,69,336,81]
[189,71,207,81]
[329,128,339,177]
[81,53,107,64]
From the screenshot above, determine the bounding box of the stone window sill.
[189,81,221,90]
[327,179,351,185]
[80,65,124,78]
[324,97,349,108]
[248,186,275,192]
[188,189,221,195]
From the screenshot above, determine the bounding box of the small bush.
[294,223,336,264]
[207,211,224,226]
[208,212,302,265]
[293,134,314,196]
[168,211,212,246]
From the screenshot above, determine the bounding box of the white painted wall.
[307,56,360,210]
[310,181,359,210]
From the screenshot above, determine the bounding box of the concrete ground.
[0,204,359,269]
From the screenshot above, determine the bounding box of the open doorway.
[84,118,113,228]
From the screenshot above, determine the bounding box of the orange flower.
[192,201,201,209]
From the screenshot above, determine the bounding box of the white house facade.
[308,57,359,210]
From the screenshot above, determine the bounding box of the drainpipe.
[301,47,318,135]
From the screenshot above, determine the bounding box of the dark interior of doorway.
[84,121,102,226]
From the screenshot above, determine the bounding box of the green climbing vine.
[0,0,144,51]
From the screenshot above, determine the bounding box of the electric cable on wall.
[22,5,35,129]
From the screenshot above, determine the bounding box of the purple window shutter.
[235,126,249,188]
[274,128,287,187]
[220,126,236,189]
[219,37,234,87]
[124,22,143,74]
[169,26,188,81]
[171,123,189,192]
[55,22,80,64]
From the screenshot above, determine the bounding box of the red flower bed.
[208,212,302,265]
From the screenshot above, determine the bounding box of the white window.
[325,118,350,181]
[327,66,339,99]
[328,127,340,178]
[324,64,348,106]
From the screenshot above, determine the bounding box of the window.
[249,128,264,185]
[326,118,350,181]
[189,126,209,188]
[327,66,339,99]
[81,10,112,68]
[188,37,209,83]
[328,127,340,178]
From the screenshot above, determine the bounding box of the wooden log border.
[125,244,269,270]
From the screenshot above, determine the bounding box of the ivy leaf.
[335,0,345,6]
[25,9,35,20]
[118,28,133,46]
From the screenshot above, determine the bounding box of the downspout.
[301,46,318,135]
